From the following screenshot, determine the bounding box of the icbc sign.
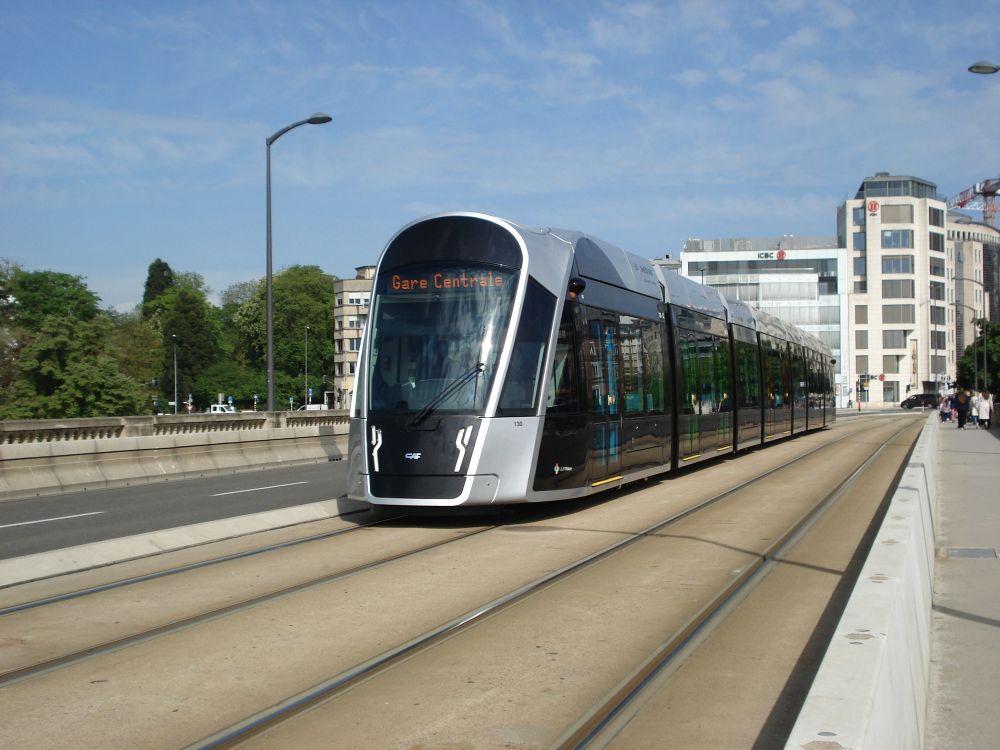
[868,200,880,215]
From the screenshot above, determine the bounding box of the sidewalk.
[926,421,1000,748]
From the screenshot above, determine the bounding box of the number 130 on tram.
[346,212,836,508]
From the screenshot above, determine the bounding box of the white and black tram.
[346,213,835,508]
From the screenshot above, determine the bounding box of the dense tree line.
[0,258,338,418]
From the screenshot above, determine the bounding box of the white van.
[207,404,237,414]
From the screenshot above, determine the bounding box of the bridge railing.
[0,411,352,501]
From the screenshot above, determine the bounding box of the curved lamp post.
[266,113,332,412]
[969,60,1000,75]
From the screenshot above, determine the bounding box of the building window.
[853,232,866,251]
[882,279,915,298]
[883,355,900,374]
[348,338,361,352]
[855,305,868,325]
[882,255,913,274]
[853,280,867,293]
[335,363,343,376]
[883,304,915,324]
[883,330,907,349]
[856,330,868,349]
[929,232,944,252]
[856,355,869,374]
[884,381,899,403]
[929,257,945,277]
[929,207,944,227]
[930,305,946,325]
[336,296,343,306]
[881,229,914,249]
[931,330,947,350]
[881,204,913,223]
[929,281,945,301]
[853,206,866,226]
[853,256,867,275]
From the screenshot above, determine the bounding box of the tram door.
[583,314,622,485]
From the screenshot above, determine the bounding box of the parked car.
[900,393,937,409]
[206,404,237,414]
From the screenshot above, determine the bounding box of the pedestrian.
[956,390,971,429]
[980,390,993,430]
[939,396,951,422]
[971,391,981,428]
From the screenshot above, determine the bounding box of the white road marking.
[211,481,309,497]
[0,511,105,530]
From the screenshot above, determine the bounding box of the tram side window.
[713,335,732,412]
[679,331,699,415]
[641,322,666,413]
[545,307,581,414]
[499,279,557,416]
[735,339,761,409]
[620,317,664,415]
[764,343,784,407]
[792,347,807,407]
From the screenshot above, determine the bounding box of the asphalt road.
[0,461,349,561]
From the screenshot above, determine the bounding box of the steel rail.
[554,419,918,750]
[185,418,901,750]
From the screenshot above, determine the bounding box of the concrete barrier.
[786,413,937,749]
[0,412,351,502]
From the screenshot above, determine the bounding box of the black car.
[901,393,938,409]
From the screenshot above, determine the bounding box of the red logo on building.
[868,200,880,214]
[776,249,786,261]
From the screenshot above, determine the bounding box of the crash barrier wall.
[786,413,936,749]
[0,412,350,502]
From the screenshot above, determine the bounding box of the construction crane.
[947,178,999,227]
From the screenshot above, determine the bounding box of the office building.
[681,236,850,405]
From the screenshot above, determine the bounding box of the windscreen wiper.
[408,362,486,427]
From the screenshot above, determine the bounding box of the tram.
[346,213,835,507]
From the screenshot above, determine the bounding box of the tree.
[159,288,222,408]
[142,259,174,315]
[231,265,336,382]
[957,319,1000,395]
[7,269,100,330]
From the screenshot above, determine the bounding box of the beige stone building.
[331,265,375,409]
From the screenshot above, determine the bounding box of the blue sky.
[2,1,998,311]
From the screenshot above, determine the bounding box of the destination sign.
[389,269,507,292]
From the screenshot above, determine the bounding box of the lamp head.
[308,113,333,125]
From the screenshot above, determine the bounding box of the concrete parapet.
[0,412,350,501]
[786,413,937,749]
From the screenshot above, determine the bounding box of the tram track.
[185,417,918,749]
[555,418,918,749]
[0,415,921,749]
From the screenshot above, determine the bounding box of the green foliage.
[232,265,336,381]
[0,258,340,418]
[142,258,174,314]
[160,288,222,404]
[8,269,100,330]
[957,319,1000,395]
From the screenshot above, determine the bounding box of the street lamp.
[172,334,178,415]
[266,113,332,412]
[968,60,1000,75]
[304,325,310,406]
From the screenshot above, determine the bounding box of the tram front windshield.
[367,264,518,416]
